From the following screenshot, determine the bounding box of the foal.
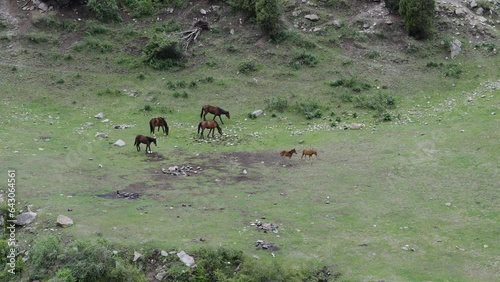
[279,148,297,164]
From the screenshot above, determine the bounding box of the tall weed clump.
[87,0,122,23]
[226,0,283,36]
[142,35,185,70]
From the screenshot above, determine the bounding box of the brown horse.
[134,134,157,153]
[149,117,169,135]
[200,105,230,124]
[197,120,222,139]
[280,148,297,158]
[301,149,317,161]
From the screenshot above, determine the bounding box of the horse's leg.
[218,115,224,125]
[200,129,204,139]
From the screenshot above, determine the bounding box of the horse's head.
[291,149,297,154]
[152,138,157,146]
[225,111,230,119]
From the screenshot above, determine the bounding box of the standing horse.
[200,105,230,124]
[279,148,297,165]
[134,134,157,153]
[301,149,317,162]
[149,117,169,135]
[197,120,222,139]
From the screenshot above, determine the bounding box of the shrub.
[385,0,400,14]
[264,96,288,113]
[143,104,152,111]
[445,63,462,78]
[155,19,182,32]
[28,32,49,43]
[87,0,122,23]
[399,0,435,39]
[367,50,379,59]
[298,100,322,119]
[123,0,156,18]
[30,235,63,271]
[255,0,282,35]
[238,60,258,74]
[289,50,318,69]
[142,35,185,70]
[85,20,108,35]
[354,92,396,112]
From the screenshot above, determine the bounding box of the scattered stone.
[95,132,108,138]
[155,271,166,281]
[14,206,37,226]
[116,190,139,199]
[252,220,279,233]
[349,123,365,130]
[161,250,168,257]
[450,39,462,59]
[133,251,142,262]
[445,202,452,207]
[252,109,263,117]
[94,112,104,119]
[114,139,126,147]
[57,215,74,227]
[200,8,207,15]
[242,169,248,175]
[164,165,200,176]
[256,240,280,251]
[114,124,134,129]
[304,14,319,21]
[177,251,196,267]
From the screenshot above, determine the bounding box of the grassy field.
[0,0,499,281]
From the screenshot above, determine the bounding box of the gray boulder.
[57,215,74,227]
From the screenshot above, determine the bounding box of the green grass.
[0,1,499,281]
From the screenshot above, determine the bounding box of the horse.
[301,149,317,161]
[200,105,230,124]
[280,148,297,158]
[149,117,169,135]
[134,134,157,153]
[197,120,222,139]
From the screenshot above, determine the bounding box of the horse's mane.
[219,108,228,114]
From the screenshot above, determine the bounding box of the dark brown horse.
[197,120,222,139]
[134,134,157,153]
[200,105,230,124]
[280,148,297,159]
[149,117,169,135]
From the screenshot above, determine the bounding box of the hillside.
[0,0,499,281]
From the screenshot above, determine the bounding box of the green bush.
[265,96,289,113]
[87,0,122,22]
[399,0,435,39]
[238,60,258,74]
[385,0,400,14]
[142,35,185,70]
[354,92,396,112]
[30,235,63,271]
[255,0,281,35]
[298,100,322,119]
[123,0,156,18]
[28,32,49,43]
[289,50,318,69]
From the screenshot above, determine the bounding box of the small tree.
[255,0,282,35]
[385,0,400,14]
[399,0,435,39]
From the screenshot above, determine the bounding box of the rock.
[252,109,263,117]
[332,19,342,28]
[200,8,207,15]
[14,208,37,226]
[445,202,452,207]
[349,123,365,129]
[304,14,319,21]
[95,132,108,138]
[161,250,168,257]
[177,251,196,267]
[114,124,133,129]
[94,112,104,119]
[470,0,477,8]
[242,169,248,175]
[155,271,166,281]
[133,251,142,262]
[57,215,74,227]
[114,139,126,147]
[450,39,462,59]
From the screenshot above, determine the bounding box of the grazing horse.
[134,134,157,153]
[301,149,317,161]
[197,120,222,139]
[200,105,230,124]
[149,117,169,135]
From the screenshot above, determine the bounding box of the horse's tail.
[200,106,204,119]
[197,122,201,134]
[149,119,154,134]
